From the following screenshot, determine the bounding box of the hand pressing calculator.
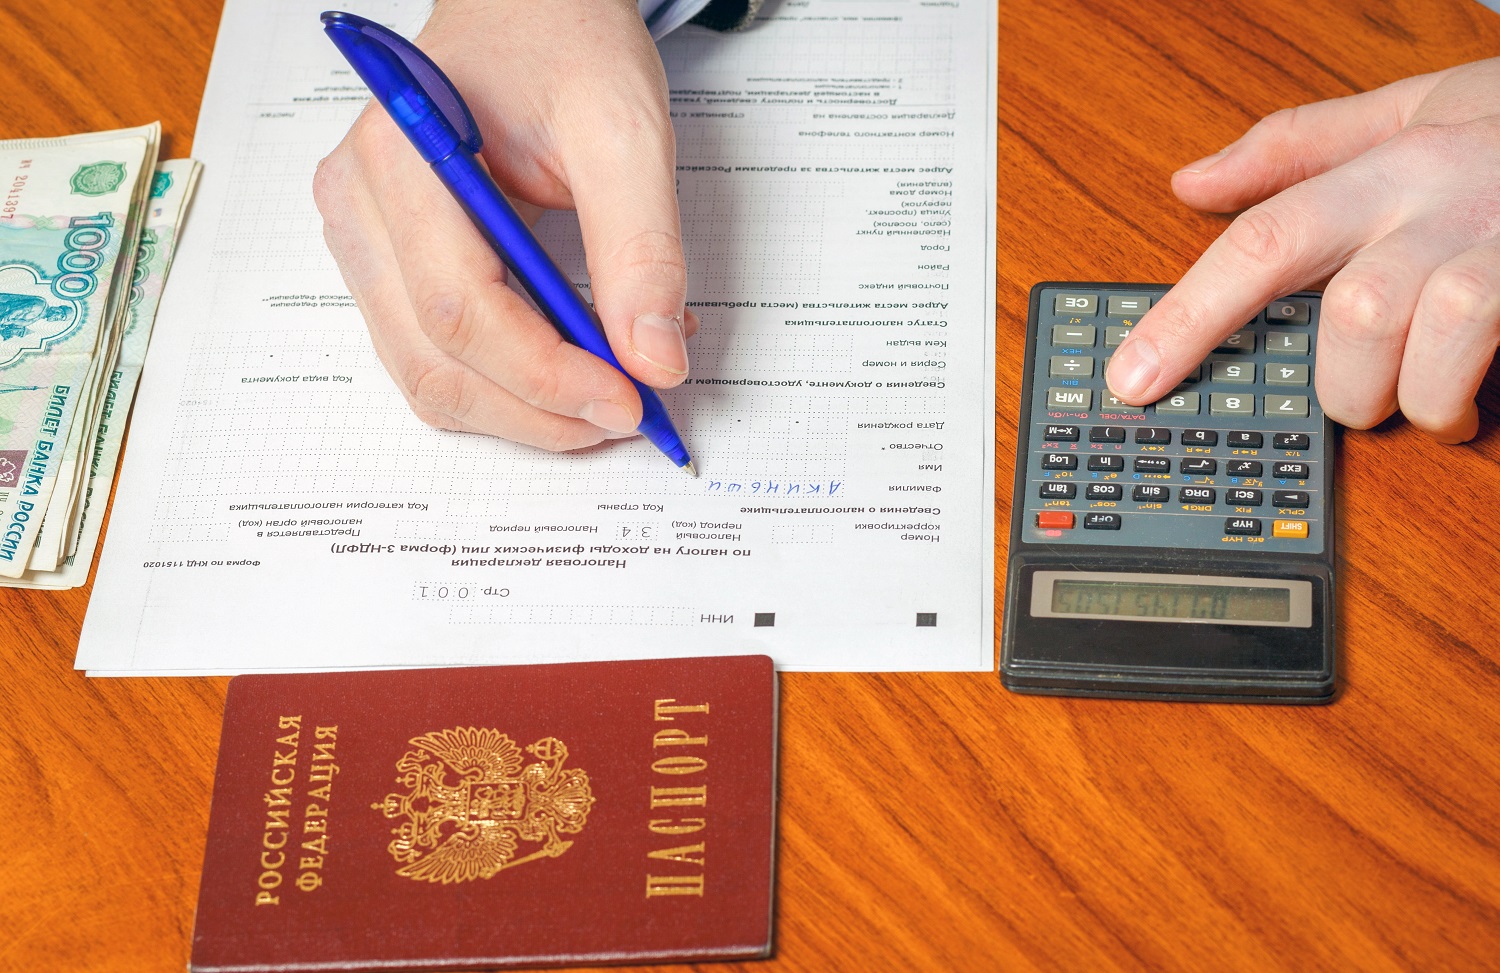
[1000,283,1335,703]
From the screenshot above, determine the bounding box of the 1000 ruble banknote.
[10,158,201,588]
[0,124,160,577]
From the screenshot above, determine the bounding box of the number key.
[1156,391,1200,415]
[1266,331,1310,355]
[1210,393,1254,416]
[1265,363,1309,386]
[1265,394,1309,417]
[1211,361,1255,383]
[1217,330,1254,351]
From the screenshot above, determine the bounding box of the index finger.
[1106,167,1388,405]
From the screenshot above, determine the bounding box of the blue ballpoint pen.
[321,10,695,473]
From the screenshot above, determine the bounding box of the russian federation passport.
[190,656,776,972]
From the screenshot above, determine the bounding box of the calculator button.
[1273,462,1311,479]
[1179,486,1216,503]
[1047,387,1093,410]
[1265,300,1311,324]
[1051,324,1097,345]
[1217,330,1255,351]
[1266,331,1310,355]
[1155,391,1200,415]
[1180,458,1218,475]
[1132,485,1170,502]
[1104,326,1131,348]
[1273,519,1310,539]
[1180,429,1219,446]
[1043,424,1080,441]
[1050,355,1095,378]
[1273,491,1310,507]
[1210,361,1255,383]
[1227,431,1263,448]
[1100,392,1145,413]
[1134,427,1172,444]
[1089,425,1126,443]
[1273,433,1310,450]
[1265,363,1309,386]
[1227,460,1263,476]
[1173,364,1203,385]
[1210,393,1255,417]
[1225,518,1263,536]
[1133,456,1171,473]
[1039,482,1077,499]
[1054,294,1098,316]
[1227,489,1263,506]
[1084,512,1122,530]
[1042,453,1077,470]
[1037,511,1076,529]
[1107,295,1151,317]
[1264,394,1310,418]
[1088,455,1124,472]
[1086,483,1123,500]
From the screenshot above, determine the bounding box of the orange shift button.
[1037,511,1076,530]
[1273,519,1309,539]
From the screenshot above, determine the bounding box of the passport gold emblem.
[374,727,595,884]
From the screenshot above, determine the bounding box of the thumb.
[1171,70,1443,213]
[568,114,690,390]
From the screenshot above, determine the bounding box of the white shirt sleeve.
[638,0,715,39]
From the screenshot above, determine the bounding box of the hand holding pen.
[314,1,696,466]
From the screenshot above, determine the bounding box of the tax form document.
[78,0,997,675]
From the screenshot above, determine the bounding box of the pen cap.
[321,11,482,163]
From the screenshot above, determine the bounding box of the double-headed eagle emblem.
[373,727,595,884]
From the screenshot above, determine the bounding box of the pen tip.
[684,461,698,477]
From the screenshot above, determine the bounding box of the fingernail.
[1175,148,1229,175]
[578,399,638,434]
[632,312,689,375]
[1108,338,1160,400]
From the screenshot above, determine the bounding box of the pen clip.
[321,10,483,156]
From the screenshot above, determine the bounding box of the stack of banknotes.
[0,123,199,588]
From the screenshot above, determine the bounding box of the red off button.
[1036,511,1075,530]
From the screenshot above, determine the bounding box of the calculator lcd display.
[1029,571,1314,628]
[1051,580,1289,622]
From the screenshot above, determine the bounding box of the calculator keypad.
[1026,285,1325,553]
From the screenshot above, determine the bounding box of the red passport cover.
[190,656,776,971]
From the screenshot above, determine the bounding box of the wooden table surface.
[5,1,1500,970]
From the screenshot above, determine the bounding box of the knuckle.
[311,151,356,225]
[1389,122,1459,163]
[410,407,463,432]
[534,422,593,454]
[402,357,471,421]
[1423,265,1500,338]
[1323,270,1401,342]
[509,360,565,412]
[606,229,688,292]
[1250,106,1301,142]
[411,285,481,356]
[1221,206,1302,273]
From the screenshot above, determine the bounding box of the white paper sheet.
[78,0,997,674]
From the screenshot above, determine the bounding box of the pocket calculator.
[1000,282,1335,703]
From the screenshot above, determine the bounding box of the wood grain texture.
[3,1,1498,970]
